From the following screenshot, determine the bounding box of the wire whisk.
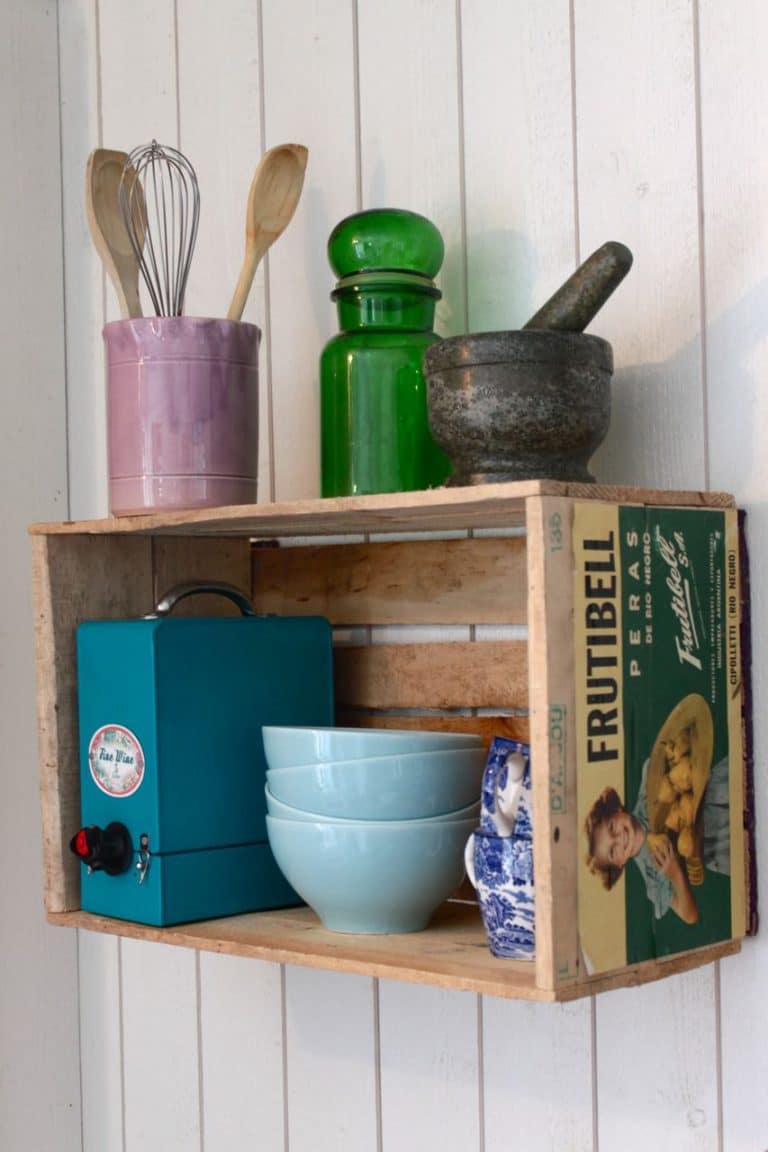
[119,140,200,317]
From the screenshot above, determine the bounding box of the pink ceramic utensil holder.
[104,317,261,516]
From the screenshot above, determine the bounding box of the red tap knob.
[69,823,133,876]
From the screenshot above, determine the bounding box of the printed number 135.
[549,512,563,552]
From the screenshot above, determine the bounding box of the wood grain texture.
[32,534,153,912]
[50,906,740,1003]
[152,535,252,616]
[335,713,530,745]
[334,640,528,710]
[28,480,734,537]
[252,535,528,625]
[525,496,580,993]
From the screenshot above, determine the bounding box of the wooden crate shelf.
[30,480,751,1002]
[47,904,740,1003]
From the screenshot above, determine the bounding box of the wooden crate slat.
[334,712,530,745]
[31,533,153,913]
[333,640,528,710]
[28,480,736,538]
[152,536,252,616]
[525,495,580,993]
[47,906,740,1003]
[251,536,527,625]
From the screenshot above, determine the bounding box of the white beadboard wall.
[4,1,768,1149]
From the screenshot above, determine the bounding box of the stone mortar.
[423,329,613,485]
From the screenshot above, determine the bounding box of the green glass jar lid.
[328,208,444,278]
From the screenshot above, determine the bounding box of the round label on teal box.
[88,724,145,797]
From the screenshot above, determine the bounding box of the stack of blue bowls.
[262,726,487,934]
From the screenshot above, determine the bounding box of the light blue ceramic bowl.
[265,745,486,820]
[262,725,483,770]
[266,813,476,934]
[265,782,480,824]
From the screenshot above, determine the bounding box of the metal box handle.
[145,581,256,618]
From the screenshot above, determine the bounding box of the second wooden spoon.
[226,143,308,323]
[86,148,144,319]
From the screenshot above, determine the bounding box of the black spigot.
[70,822,133,876]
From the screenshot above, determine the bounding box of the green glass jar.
[320,209,451,497]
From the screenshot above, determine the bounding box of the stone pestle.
[523,241,633,333]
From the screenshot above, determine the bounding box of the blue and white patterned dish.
[480,737,532,838]
[465,831,535,959]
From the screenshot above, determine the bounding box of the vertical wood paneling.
[357,0,465,335]
[59,50,118,1152]
[260,7,376,1145]
[176,1,263,324]
[576,0,706,491]
[19,5,768,1152]
[483,999,593,1152]
[59,0,107,519]
[98,0,178,322]
[574,5,719,1148]
[698,2,768,1147]
[175,1,270,501]
[261,0,359,500]
[0,2,80,1150]
[378,984,480,1152]
[461,9,594,1146]
[355,9,481,1149]
[461,0,576,333]
[199,954,285,1151]
[79,932,123,1152]
[285,967,378,1152]
[121,941,201,1151]
[93,11,198,1152]
[596,972,719,1151]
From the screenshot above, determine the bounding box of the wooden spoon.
[85,148,144,319]
[226,143,308,322]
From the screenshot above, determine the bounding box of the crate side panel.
[333,640,528,711]
[251,536,528,626]
[32,534,153,912]
[526,496,580,993]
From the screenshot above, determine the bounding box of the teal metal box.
[72,583,334,926]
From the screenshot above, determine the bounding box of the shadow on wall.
[461,224,768,492]
[462,228,541,334]
[596,275,768,491]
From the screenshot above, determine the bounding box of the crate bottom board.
[48,901,741,1002]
